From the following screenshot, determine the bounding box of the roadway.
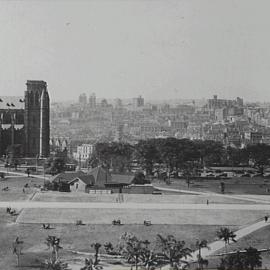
[1,200,270,210]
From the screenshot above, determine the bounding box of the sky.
[0,0,270,102]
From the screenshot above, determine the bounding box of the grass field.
[154,176,270,195]
[2,173,270,269]
[33,191,253,204]
[0,175,43,201]
[0,217,235,270]
[17,207,268,226]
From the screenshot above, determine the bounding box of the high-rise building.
[89,93,96,108]
[79,93,87,105]
[133,95,144,108]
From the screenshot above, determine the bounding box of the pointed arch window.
[35,92,39,106]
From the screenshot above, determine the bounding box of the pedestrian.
[22,188,25,193]
[265,216,268,222]
[206,199,209,205]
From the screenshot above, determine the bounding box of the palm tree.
[155,234,192,269]
[216,228,237,253]
[12,237,24,267]
[125,238,144,270]
[119,232,153,270]
[91,242,101,266]
[45,236,62,263]
[195,239,210,270]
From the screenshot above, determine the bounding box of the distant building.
[78,93,87,105]
[133,95,144,109]
[208,95,243,110]
[69,175,95,192]
[50,137,69,153]
[73,143,94,163]
[114,124,124,142]
[215,108,228,121]
[88,93,96,108]
[244,132,262,145]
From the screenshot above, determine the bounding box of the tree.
[155,234,192,269]
[119,233,145,270]
[12,237,23,267]
[195,140,225,167]
[218,251,245,270]
[216,228,237,253]
[131,171,151,185]
[225,147,248,167]
[42,260,69,270]
[135,139,161,175]
[45,156,66,175]
[218,247,262,270]
[104,242,114,254]
[118,232,158,270]
[45,236,62,263]
[91,142,134,172]
[243,247,262,270]
[246,143,270,174]
[91,242,101,265]
[195,239,210,270]
[43,236,67,270]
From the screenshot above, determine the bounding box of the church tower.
[24,80,50,157]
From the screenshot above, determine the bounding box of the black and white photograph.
[1,0,270,269]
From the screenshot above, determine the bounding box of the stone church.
[0,80,50,158]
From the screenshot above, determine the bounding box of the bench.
[144,220,152,226]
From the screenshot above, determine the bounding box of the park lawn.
[154,176,270,195]
[33,191,252,205]
[0,215,234,270]
[0,175,43,201]
[17,208,268,226]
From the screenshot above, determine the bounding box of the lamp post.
[43,160,45,187]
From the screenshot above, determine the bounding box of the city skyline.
[1,1,270,102]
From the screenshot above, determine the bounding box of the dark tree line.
[88,139,270,175]
[88,138,224,175]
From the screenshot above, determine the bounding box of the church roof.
[0,96,24,110]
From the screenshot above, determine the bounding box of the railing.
[88,189,111,194]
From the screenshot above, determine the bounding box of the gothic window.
[3,112,11,124]
[35,92,39,106]
[30,94,34,106]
